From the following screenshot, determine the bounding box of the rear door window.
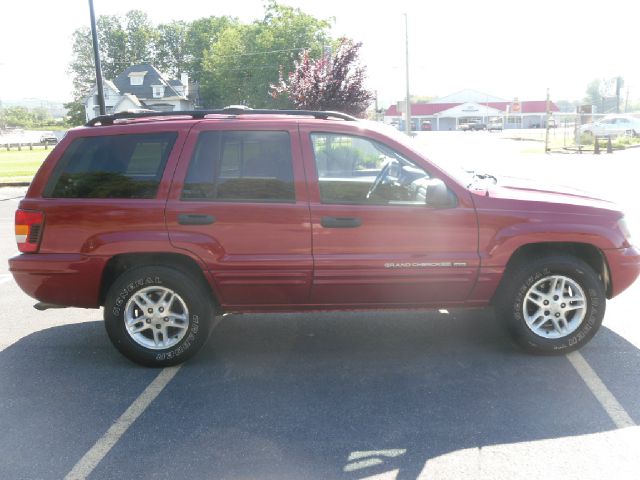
[44,132,177,198]
[182,131,295,202]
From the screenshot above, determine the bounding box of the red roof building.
[384,90,559,131]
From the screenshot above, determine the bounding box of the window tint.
[311,133,435,206]
[182,131,295,202]
[45,132,177,198]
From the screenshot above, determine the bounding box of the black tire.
[495,255,605,355]
[104,266,214,367]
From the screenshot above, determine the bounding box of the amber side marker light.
[15,209,44,253]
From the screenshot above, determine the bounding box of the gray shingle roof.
[113,63,185,100]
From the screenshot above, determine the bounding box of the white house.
[85,63,195,122]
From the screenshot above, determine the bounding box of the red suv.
[9,109,640,367]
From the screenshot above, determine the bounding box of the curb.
[0,182,31,187]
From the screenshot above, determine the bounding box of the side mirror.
[425,178,456,208]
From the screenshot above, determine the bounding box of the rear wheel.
[104,266,214,367]
[495,255,605,354]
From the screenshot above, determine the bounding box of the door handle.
[178,214,216,225]
[320,216,362,228]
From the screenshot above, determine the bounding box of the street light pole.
[89,0,106,116]
[404,13,411,136]
[544,88,551,153]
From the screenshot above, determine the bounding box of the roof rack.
[86,107,358,126]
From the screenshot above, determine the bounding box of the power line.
[210,47,308,58]
[89,47,310,66]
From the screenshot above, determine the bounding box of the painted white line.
[0,274,13,285]
[64,366,182,480]
[567,351,636,429]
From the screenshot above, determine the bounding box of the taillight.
[15,209,44,253]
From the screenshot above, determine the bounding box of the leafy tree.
[68,27,97,107]
[555,99,579,113]
[66,3,334,113]
[64,101,88,126]
[124,10,157,66]
[584,77,625,113]
[155,21,189,78]
[200,1,331,108]
[184,16,238,82]
[0,106,54,128]
[67,10,159,124]
[270,38,374,117]
[584,79,602,106]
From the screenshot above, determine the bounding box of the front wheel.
[495,255,605,354]
[104,266,214,367]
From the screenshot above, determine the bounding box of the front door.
[300,127,479,307]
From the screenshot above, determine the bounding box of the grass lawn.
[0,147,50,183]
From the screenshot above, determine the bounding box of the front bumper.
[604,246,640,298]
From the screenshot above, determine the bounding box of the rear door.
[166,122,312,309]
[300,125,480,307]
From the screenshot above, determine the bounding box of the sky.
[1,0,638,107]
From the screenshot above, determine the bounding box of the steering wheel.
[366,160,395,200]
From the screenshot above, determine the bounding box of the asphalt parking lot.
[1,133,640,479]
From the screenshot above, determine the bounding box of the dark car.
[9,108,640,366]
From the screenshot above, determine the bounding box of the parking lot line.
[0,274,12,285]
[64,366,182,480]
[567,351,635,429]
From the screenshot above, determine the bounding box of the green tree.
[68,27,97,106]
[64,101,88,126]
[200,2,331,108]
[124,10,158,66]
[155,21,189,78]
[584,79,602,106]
[96,14,128,78]
[67,10,159,123]
[184,16,238,82]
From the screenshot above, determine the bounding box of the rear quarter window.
[44,132,177,198]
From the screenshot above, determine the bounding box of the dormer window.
[152,85,165,98]
[128,71,147,86]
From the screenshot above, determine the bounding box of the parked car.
[530,119,556,129]
[487,120,503,131]
[459,121,486,131]
[578,115,640,137]
[9,108,640,366]
[421,121,432,131]
[39,133,58,144]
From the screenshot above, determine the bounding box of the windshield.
[361,121,483,186]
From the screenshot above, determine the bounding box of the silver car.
[579,115,640,137]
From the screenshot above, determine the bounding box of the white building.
[384,89,559,130]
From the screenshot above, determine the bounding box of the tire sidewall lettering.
[502,259,605,353]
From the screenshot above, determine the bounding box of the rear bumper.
[604,246,640,298]
[8,253,105,308]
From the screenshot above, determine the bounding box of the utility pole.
[544,88,551,154]
[89,0,106,116]
[624,86,630,113]
[404,13,411,136]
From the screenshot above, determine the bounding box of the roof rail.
[86,107,358,126]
